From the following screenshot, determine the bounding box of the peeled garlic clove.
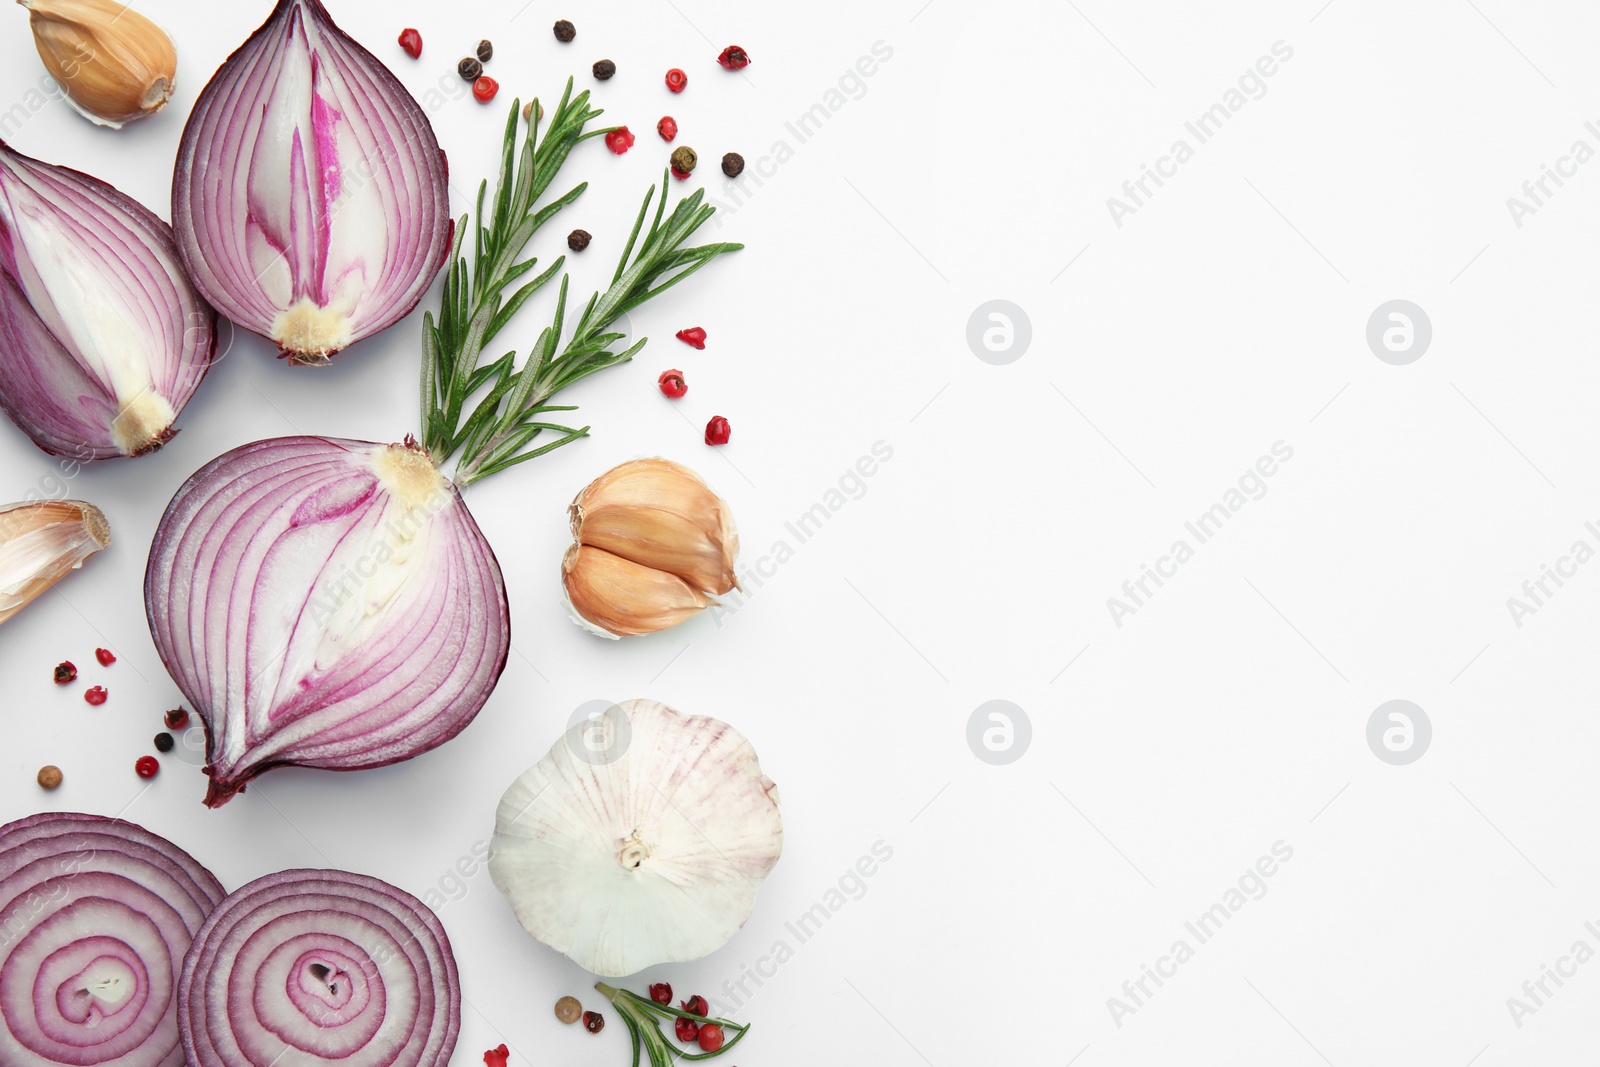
[20,0,177,128]
[0,499,110,624]
[490,699,782,977]
[563,544,713,639]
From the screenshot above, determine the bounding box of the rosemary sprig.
[420,79,743,487]
[595,983,751,1067]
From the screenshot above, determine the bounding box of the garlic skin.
[564,458,739,638]
[490,699,782,977]
[0,499,110,624]
[20,0,177,128]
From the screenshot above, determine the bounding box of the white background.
[4,0,1600,1063]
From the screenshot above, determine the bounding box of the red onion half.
[0,811,225,1067]
[172,0,450,366]
[0,141,216,458]
[177,868,459,1067]
[144,436,509,807]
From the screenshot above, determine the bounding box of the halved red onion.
[0,141,217,458]
[172,0,450,366]
[179,868,459,1067]
[144,436,509,808]
[0,811,225,1067]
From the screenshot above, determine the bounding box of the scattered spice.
[553,19,576,42]
[592,59,616,81]
[674,1016,700,1043]
[582,1010,605,1034]
[458,56,482,82]
[53,661,76,684]
[134,755,159,779]
[567,229,592,252]
[604,126,635,154]
[83,686,107,706]
[164,707,189,730]
[521,100,544,122]
[648,982,672,1005]
[555,996,583,1023]
[473,76,499,104]
[482,1045,509,1067]
[697,1024,725,1052]
[595,982,750,1064]
[721,152,745,177]
[717,45,751,70]
[681,996,708,1016]
[704,416,731,446]
[154,732,175,753]
[665,68,687,93]
[36,765,62,791]
[671,165,691,181]
[657,116,678,142]
[657,370,687,399]
[397,28,422,59]
[96,647,116,665]
[675,326,706,349]
[476,39,494,63]
[669,146,697,174]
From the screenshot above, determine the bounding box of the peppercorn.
[164,707,189,730]
[521,100,544,122]
[657,115,678,142]
[554,996,582,1023]
[704,416,731,446]
[665,68,688,93]
[476,39,493,63]
[592,59,616,81]
[671,165,692,181]
[717,45,751,70]
[675,326,707,349]
[680,995,709,1016]
[36,765,62,791]
[154,732,175,753]
[483,1045,509,1067]
[458,56,482,81]
[567,229,592,252]
[697,1024,725,1052]
[582,1010,605,1034]
[95,647,116,666]
[658,370,687,399]
[83,686,107,706]
[553,19,576,43]
[604,127,635,154]
[134,755,159,779]
[53,661,76,684]
[649,982,673,1005]
[669,146,697,174]
[397,28,422,59]
[721,152,745,177]
[473,76,499,103]
[674,1016,700,1043]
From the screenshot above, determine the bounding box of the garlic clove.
[562,543,713,638]
[575,503,737,596]
[20,0,177,129]
[0,499,110,624]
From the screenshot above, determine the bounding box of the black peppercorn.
[154,732,175,753]
[592,59,616,80]
[567,229,592,252]
[458,56,482,81]
[476,39,493,63]
[553,19,576,42]
[721,152,745,177]
[670,145,697,174]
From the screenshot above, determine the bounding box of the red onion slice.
[177,868,459,1067]
[0,811,225,1067]
[143,436,509,807]
[0,141,217,458]
[172,0,449,365]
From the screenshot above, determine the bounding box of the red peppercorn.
[83,686,107,706]
[657,370,688,399]
[134,756,159,779]
[704,416,731,446]
[674,1017,700,1043]
[473,76,499,103]
[397,28,422,59]
[657,116,678,142]
[649,982,672,1005]
[604,126,635,154]
[482,1044,509,1067]
[697,1024,725,1052]
[675,327,706,349]
[164,707,190,730]
[95,647,116,666]
[53,661,76,684]
[665,68,688,93]
[680,995,708,1016]
[670,165,692,181]
[582,1010,604,1034]
[717,45,751,70]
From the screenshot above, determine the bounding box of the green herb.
[420,78,743,486]
[594,983,751,1067]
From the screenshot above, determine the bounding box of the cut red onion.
[0,141,217,458]
[143,436,509,807]
[0,811,225,1067]
[177,868,459,1067]
[172,0,450,366]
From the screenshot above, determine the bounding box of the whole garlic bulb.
[563,458,739,638]
[489,699,782,977]
[20,0,177,128]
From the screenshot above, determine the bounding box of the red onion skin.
[144,436,509,808]
[0,141,217,459]
[172,0,450,364]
